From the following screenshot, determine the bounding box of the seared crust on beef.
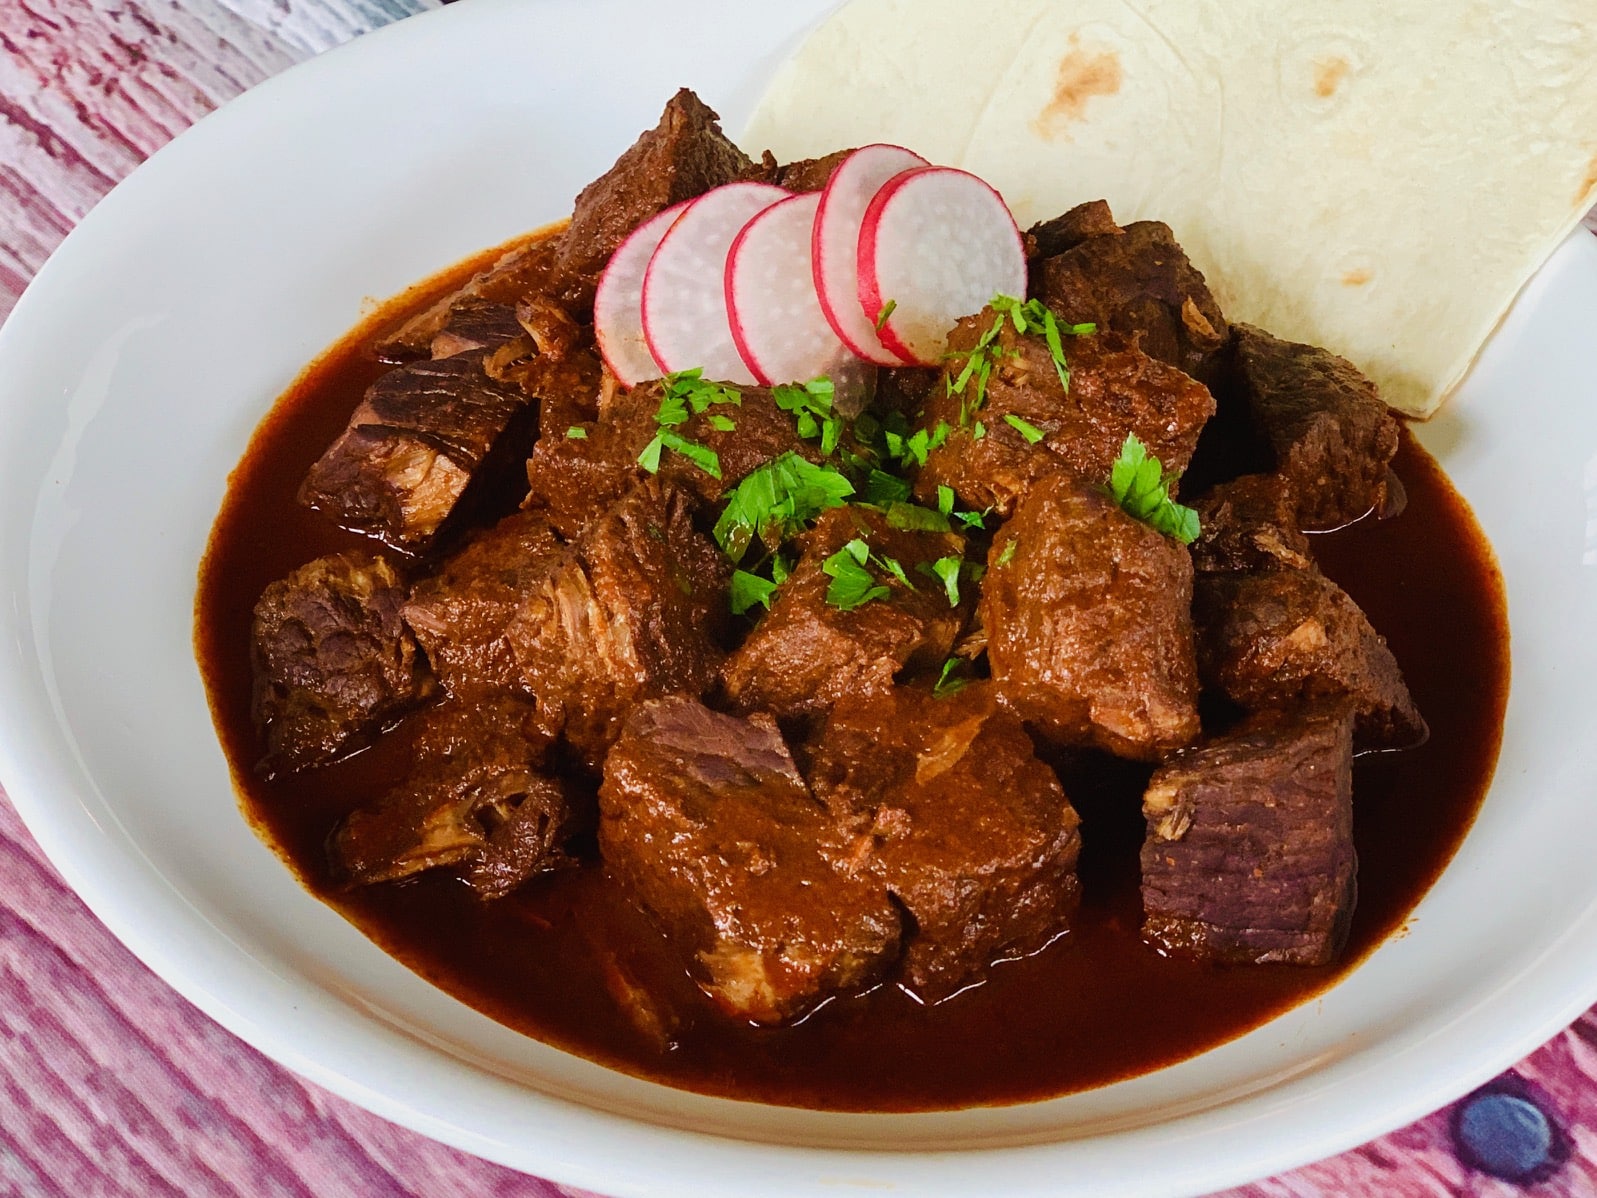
[1231,323,1400,529]
[807,684,1082,1000]
[721,507,967,723]
[599,697,902,1024]
[1141,705,1357,966]
[915,311,1214,519]
[250,551,433,775]
[979,474,1201,760]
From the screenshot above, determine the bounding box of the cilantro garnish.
[883,502,950,532]
[713,451,854,563]
[823,539,891,611]
[990,294,1094,392]
[707,413,738,432]
[638,368,741,479]
[819,535,923,610]
[658,367,742,420]
[565,426,588,440]
[1107,434,1201,544]
[944,294,1095,426]
[773,377,842,456]
[863,469,912,506]
[730,569,780,615]
[933,657,969,698]
[640,427,721,479]
[874,299,897,331]
[873,552,915,590]
[1004,413,1046,444]
[936,485,955,516]
[925,555,966,607]
[997,537,1019,567]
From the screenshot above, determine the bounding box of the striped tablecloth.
[3,4,1595,1195]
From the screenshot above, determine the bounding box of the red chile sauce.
[196,229,1509,1112]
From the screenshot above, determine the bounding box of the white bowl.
[1,2,1596,1194]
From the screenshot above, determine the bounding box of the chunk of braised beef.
[524,381,812,538]
[299,353,536,551]
[402,511,562,695]
[553,89,761,311]
[979,473,1200,759]
[250,551,434,776]
[806,683,1082,1001]
[505,479,730,764]
[774,148,855,192]
[332,694,575,897]
[1189,473,1312,574]
[1025,199,1120,261]
[379,237,563,361]
[1036,215,1228,383]
[721,506,968,723]
[1141,704,1357,966]
[1231,323,1400,528]
[599,696,902,1025]
[914,311,1214,518]
[429,300,529,360]
[1193,564,1426,749]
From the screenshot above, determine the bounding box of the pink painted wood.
[1,3,1594,1195]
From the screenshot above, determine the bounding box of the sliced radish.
[594,201,689,386]
[725,191,857,388]
[812,144,929,366]
[642,182,789,383]
[858,166,1027,367]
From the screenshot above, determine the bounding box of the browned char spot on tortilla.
[1341,268,1372,286]
[1577,148,1597,206]
[1313,56,1350,98]
[1032,34,1123,140]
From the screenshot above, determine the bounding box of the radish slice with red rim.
[594,201,688,386]
[642,181,789,383]
[813,144,929,366]
[858,166,1026,367]
[726,192,857,387]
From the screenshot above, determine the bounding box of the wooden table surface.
[4,3,1597,1195]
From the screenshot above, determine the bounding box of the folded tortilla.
[744,0,1597,416]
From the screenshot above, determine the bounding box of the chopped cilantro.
[730,569,779,615]
[874,299,897,331]
[1107,434,1201,544]
[933,657,969,698]
[823,539,891,610]
[989,294,1094,393]
[925,555,966,607]
[1004,413,1046,444]
[973,420,986,441]
[638,369,737,478]
[884,502,951,532]
[953,507,987,531]
[997,537,1019,567]
[565,426,588,440]
[639,427,721,479]
[707,413,738,432]
[660,368,742,420]
[773,377,842,458]
[637,434,664,474]
[873,553,914,590]
[936,485,955,516]
[713,451,854,563]
[864,469,913,505]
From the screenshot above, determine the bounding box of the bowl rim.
[2,3,1596,1195]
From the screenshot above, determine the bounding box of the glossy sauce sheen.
[196,232,1510,1112]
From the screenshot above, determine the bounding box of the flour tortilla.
[744,0,1597,417]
